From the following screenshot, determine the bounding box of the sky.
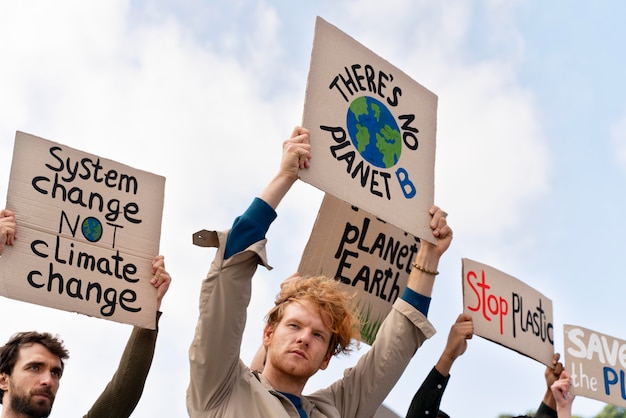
[1,1,626,417]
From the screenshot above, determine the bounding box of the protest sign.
[462,258,554,366]
[564,324,626,407]
[0,131,165,329]
[300,17,438,244]
[298,194,419,344]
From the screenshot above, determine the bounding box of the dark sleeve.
[83,313,161,418]
[535,401,558,418]
[405,367,450,418]
[224,197,277,259]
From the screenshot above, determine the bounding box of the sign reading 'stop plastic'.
[462,258,554,366]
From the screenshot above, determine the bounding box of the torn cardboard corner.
[193,229,219,248]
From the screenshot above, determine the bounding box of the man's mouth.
[32,389,53,401]
[291,350,307,359]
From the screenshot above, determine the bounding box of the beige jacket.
[186,229,435,418]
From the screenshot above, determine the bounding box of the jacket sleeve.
[83,313,161,418]
[186,229,271,415]
[535,401,558,418]
[405,367,450,418]
[308,298,436,418]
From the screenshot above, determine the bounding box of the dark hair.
[0,331,69,404]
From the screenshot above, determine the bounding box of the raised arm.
[259,126,310,209]
[187,127,311,415]
[0,209,16,254]
[405,314,473,418]
[434,313,473,377]
[537,353,563,416]
[406,206,452,297]
[84,255,171,418]
[550,370,574,418]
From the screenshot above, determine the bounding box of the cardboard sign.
[462,258,554,366]
[564,324,626,407]
[298,194,420,344]
[0,132,165,329]
[300,17,438,244]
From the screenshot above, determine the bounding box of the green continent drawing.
[82,217,103,242]
[346,96,401,168]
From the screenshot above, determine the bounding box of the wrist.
[260,174,297,209]
[411,262,439,276]
[543,389,556,410]
[435,354,454,376]
[412,251,440,274]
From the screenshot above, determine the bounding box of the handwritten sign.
[564,324,626,407]
[0,132,165,329]
[298,194,419,344]
[300,17,438,244]
[462,258,554,366]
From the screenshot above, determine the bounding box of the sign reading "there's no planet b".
[300,17,438,243]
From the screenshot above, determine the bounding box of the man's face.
[263,299,333,381]
[0,343,62,417]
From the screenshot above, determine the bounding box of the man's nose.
[297,330,312,345]
[39,371,54,386]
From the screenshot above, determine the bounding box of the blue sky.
[1,1,626,417]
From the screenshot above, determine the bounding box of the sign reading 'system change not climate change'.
[301,17,438,244]
[0,132,165,329]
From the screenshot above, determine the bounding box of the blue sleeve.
[401,287,431,317]
[224,198,277,259]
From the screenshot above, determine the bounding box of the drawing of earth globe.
[346,96,402,169]
[82,216,103,242]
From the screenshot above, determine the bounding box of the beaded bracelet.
[411,262,439,276]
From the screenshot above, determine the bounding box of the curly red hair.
[265,275,361,357]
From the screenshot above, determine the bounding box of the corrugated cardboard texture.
[0,131,165,329]
[462,257,554,366]
[564,324,626,407]
[299,194,419,344]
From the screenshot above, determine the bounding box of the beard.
[9,382,54,418]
